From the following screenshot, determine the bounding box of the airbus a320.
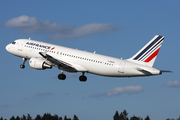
[6,35,166,82]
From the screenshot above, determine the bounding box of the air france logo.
[26,42,55,50]
[51,47,55,50]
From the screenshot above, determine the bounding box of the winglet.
[128,35,165,67]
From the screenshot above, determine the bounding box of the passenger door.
[118,61,126,73]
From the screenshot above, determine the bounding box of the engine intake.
[29,57,52,70]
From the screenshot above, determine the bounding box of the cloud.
[46,23,117,40]
[3,15,39,27]
[35,92,53,97]
[3,15,117,40]
[3,15,74,34]
[164,80,180,87]
[91,86,143,98]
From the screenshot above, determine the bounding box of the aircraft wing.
[39,52,87,72]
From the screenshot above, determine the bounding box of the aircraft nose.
[6,44,10,52]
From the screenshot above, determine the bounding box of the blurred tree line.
[0,113,79,120]
[1,111,179,120]
[113,110,150,120]
[113,110,180,120]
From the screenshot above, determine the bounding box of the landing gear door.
[118,61,126,73]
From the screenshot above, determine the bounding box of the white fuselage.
[6,39,161,77]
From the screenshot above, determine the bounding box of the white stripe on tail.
[128,35,164,67]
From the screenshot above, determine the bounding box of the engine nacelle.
[29,57,52,70]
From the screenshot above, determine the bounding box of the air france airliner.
[6,35,165,82]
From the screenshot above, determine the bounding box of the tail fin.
[128,35,164,67]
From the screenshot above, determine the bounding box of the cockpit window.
[12,41,16,44]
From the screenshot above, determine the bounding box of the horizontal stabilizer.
[136,68,153,76]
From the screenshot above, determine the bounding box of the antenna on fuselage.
[29,37,31,40]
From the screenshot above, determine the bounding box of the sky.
[1,1,180,120]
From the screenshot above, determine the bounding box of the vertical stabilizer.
[128,35,164,67]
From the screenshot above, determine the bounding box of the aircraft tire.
[79,75,87,82]
[20,64,25,69]
[58,74,66,80]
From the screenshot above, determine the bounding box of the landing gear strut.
[79,72,87,82]
[20,58,27,69]
[58,70,66,80]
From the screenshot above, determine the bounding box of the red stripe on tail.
[144,48,160,62]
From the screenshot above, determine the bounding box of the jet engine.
[29,57,52,70]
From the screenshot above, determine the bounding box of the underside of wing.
[39,52,87,72]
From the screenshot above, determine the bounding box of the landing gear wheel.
[58,73,66,80]
[79,75,87,82]
[20,64,25,69]
[20,58,27,69]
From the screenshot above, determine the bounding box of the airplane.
[6,35,166,82]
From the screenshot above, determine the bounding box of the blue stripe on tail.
[133,36,164,60]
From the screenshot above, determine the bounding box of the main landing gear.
[58,71,66,80]
[20,58,27,69]
[79,72,87,82]
[58,71,87,82]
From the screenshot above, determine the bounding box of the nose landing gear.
[20,58,27,69]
